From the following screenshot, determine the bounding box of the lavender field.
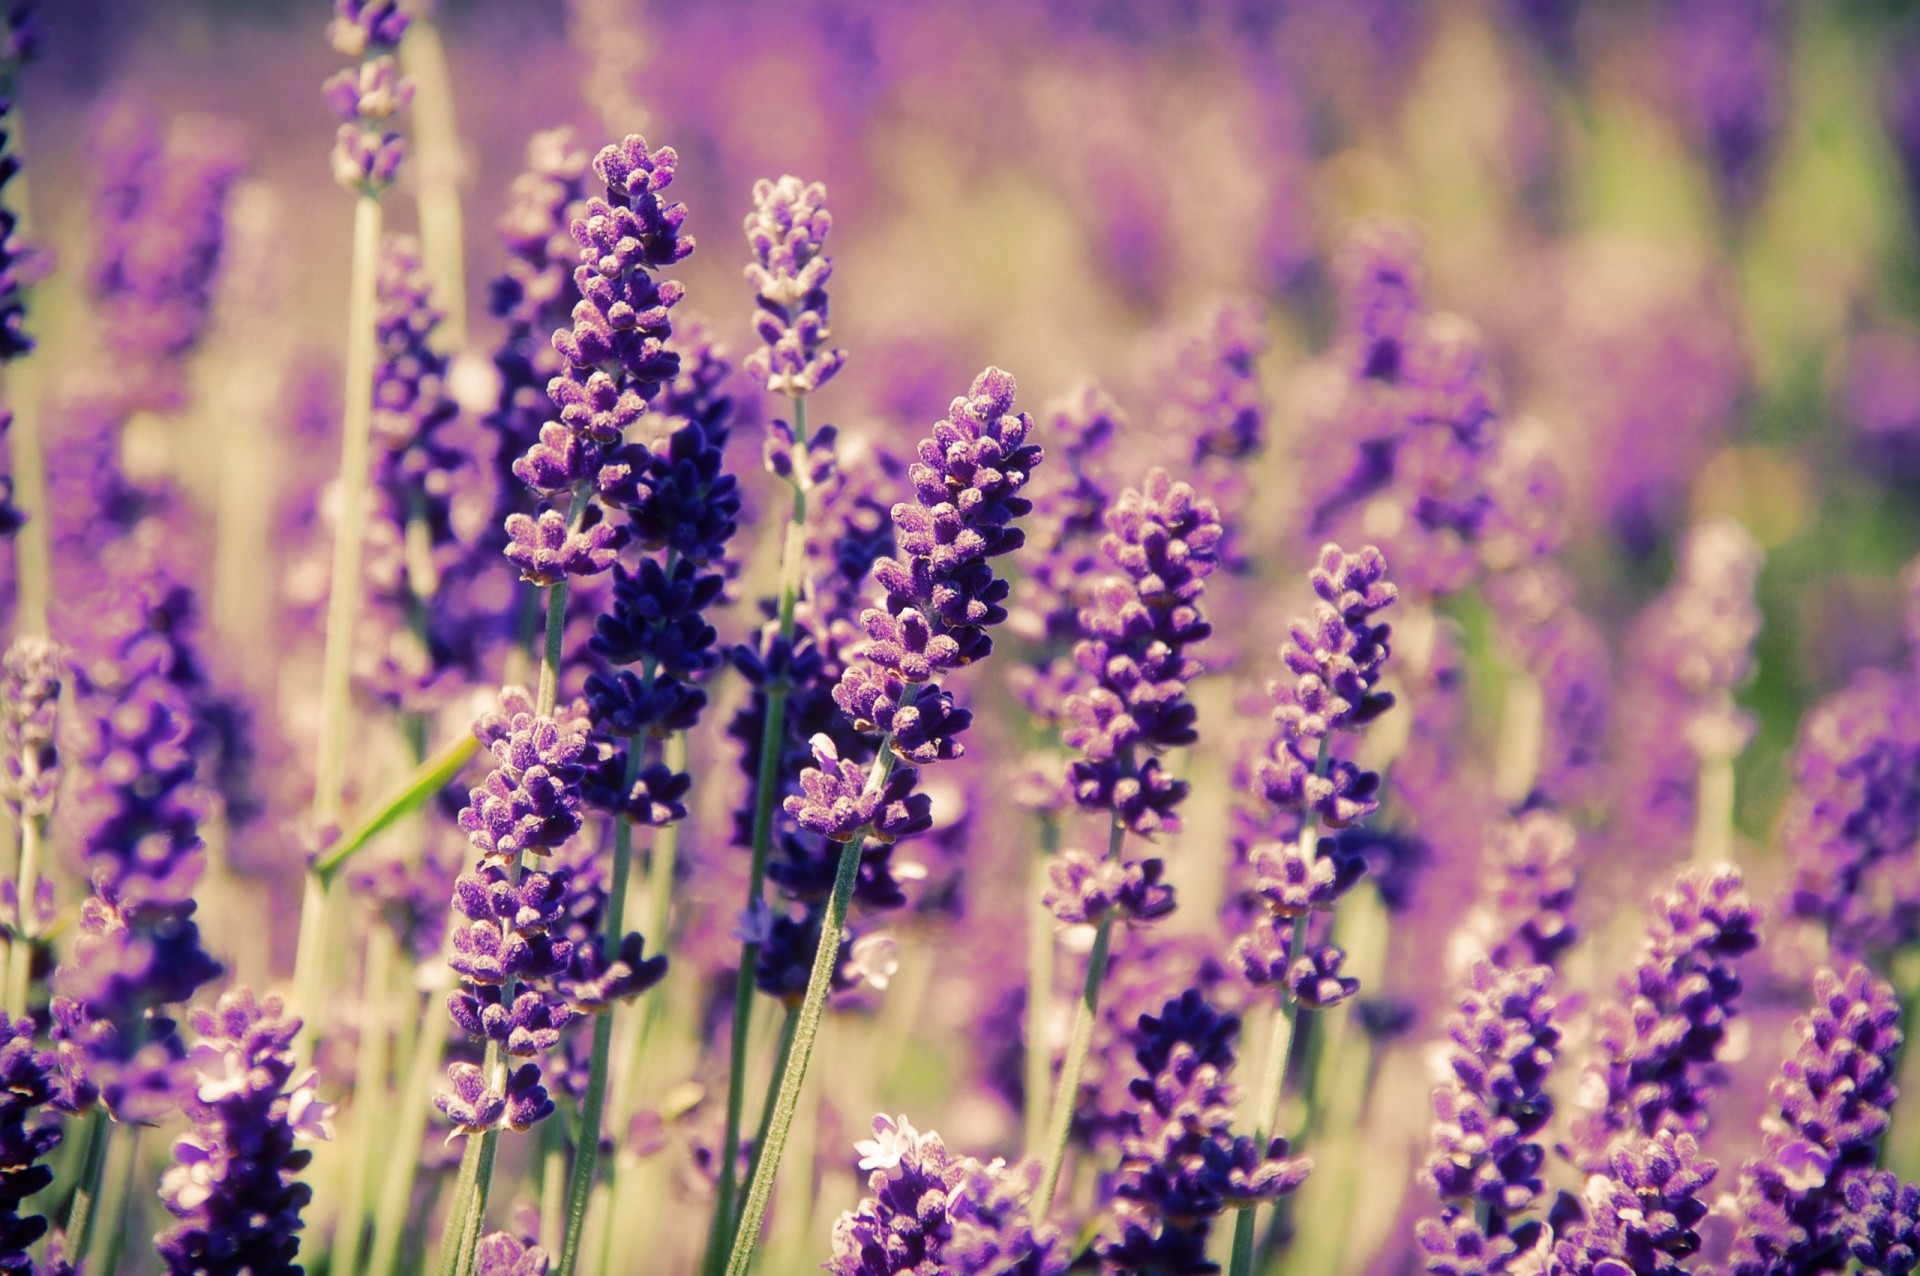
[3,0,1919,1272]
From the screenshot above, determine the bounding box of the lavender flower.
[476,1232,553,1276]
[1417,960,1559,1259]
[1665,0,1785,215]
[156,990,332,1275]
[1250,543,1397,829]
[0,1013,59,1273]
[1104,990,1310,1269]
[1570,866,1759,1171]
[1723,964,1902,1275]
[1159,301,1267,464]
[1062,468,1222,837]
[1474,808,1579,973]
[52,578,223,1122]
[1782,666,1920,954]
[324,0,410,193]
[1551,1130,1718,1276]
[0,636,61,821]
[744,175,845,397]
[0,18,35,368]
[1845,1171,1920,1276]
[827,1115,1064,1276]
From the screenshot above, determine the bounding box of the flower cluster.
[827,1114,1064,1276]
[1061,468,1222,837]
[1782,666,1920,954]
[787,367,1040,838]
[1103,990,1310,1269]
[0,635,61,821]
[744,175,845,397]
[1550,1130,1718,1276]
[1417,960,1559,1266]
[1844,1170,1920,1275]
[156,990,332,1276]
[0,1013,60,1273]
[323,0,410,193]
[51,579,224,1122]
[1570,866,1760,1172]
[1723,963,1903,1274]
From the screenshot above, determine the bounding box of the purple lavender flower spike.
[0,636,61,821]
[324,0,409,193]
[1419,960,1559,1241]
[1665,0,1785,215]
[0,1013,60,1273]
[1570,866,1759,1171]
[1103,990,1311,1268]
[827,1114,1065,1276]
[1551,1130,1718,1276]
[503,506,623,585]
[0,25,35,368]
[1782,666,1920,955]
[1252,543,1397,828]
[1287,944,1360,1009]
[1063,468,1222,838]
[1723,964,1903,1275]
[744,175,845,397]
[1478,808,1579,972]
[1845,1170,1920,1275]
[156,990,333,1276]
[1160,299,1268,464]
[1043,851,1175,926]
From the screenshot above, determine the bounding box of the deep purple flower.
[1570,866,1759,1171]
[1043,852,1175,925]
[475,1232,553,1276]
[827,1114,1064,1276]
[1665,0,1785,215]
[156,990,332,1276]
[1723,964,1903,1275]
[1551,1130,1718,1276]
[1419,960,1559,1229]
[1159,300,1267,465]
[1251,543,1397,827]
[0,1012,59,1274]
[1477,809,1579,972]
[1845,1170,1920,1276]
[1103,989,1310,1267]
[1063,468,1222,837]
[1782,666,1920,954]
[744,175,845,397]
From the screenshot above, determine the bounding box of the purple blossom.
[1104,989,1310,1266]
[1845,1170,1920,1276]
[1063,468,1222,836]
[1419,960,1559,1233]
[0,1013,59,1273]
[475,1232,553,1276]
[156,990,332,1276]
[1723,964,1903,1275]
[1477,809,1579,973]
[827,1114,1064,1276]
[1042,851,1175,925]
[324,0,409,193]
[1551,1130,1718,1276]
[0,636,61,820]
[744,175,845,396]
[1782,666,1920,954]
[1570,866,1759,1171]
[1665,0,1785,214]
[1250,543,1397,827]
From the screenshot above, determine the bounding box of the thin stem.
[1693,749,1736,866]
[541,1110,568,1253]
[723,712,907,1276]
[7,363,46,639]
[332,916,396,1274]
[1031,809,1129,1222]
[294,188,385,1058]
[1023,815,1060,1156]
[369,984,454,1276]
[1228,911,1309,1276]
[313,731,479,882]
[557,738,642,1276]
[399,15,468,352]
[737,1005,800,1222]
[707,394,811,1276]
[5,812,42,1017]
[95,1122,137,1276]
[62,1109,109,1267]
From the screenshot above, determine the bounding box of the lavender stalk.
[292,0,413,1058]
[709,175,845,1268]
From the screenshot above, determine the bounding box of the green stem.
[95,1123,137,1276]
[294,187,385,1058]
[6,811,42,1017]
[557,739,642,1276]
[1228,911,1309,1276]
[1693,747,1736,866]
[399,14,468,352]
[707,394,811,1276]
[737,1005,800,1224]
[332,918,396,1273]
[314,731,480,882]
[1023,815,1060,1156]
[368,983,452,1276]
[62,1110,109,1267]
[542,1110,568,1253]
[1031,808,1128,1222]
[723,712,906,1276]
